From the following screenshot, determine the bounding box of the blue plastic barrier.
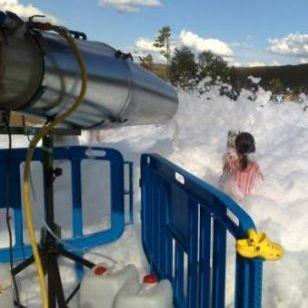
[124,161,134,225]
[141,154,263,308]
[0,146,129,262]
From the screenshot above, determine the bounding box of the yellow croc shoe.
[236,229,283,261]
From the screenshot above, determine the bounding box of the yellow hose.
[22,24,87,308]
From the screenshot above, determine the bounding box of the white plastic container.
[114,274,173,308]
[0,265,13,308]
[79,263,138,308]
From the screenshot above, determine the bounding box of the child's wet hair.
[235,132,256,170]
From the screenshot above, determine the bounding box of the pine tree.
[154,26,172,65]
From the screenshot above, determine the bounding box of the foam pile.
[85,85,308,307]
[0,84,307,307]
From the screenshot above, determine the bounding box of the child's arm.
[260,170,264,181]
[223,149,237,172]
[223,162,230,172]
[255,162,264,181]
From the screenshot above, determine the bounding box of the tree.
[170,47,198,89]
[198,51,232,84]
[269,78,284,94]
[139,54,154,71]
[154,26,172,65]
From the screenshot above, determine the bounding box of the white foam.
[0,85,307,306]
[85,86,308,306]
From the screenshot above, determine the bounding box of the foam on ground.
[83,86,308,307]
[0,85,307,307]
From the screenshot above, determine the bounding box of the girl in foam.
[220,132,263,201]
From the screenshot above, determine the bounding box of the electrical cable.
[3,113,21,307]
[25,153,123,265]
[26,158,119,267]
[22,23,88,308]
[41,221,119,267]
[25,152,120,268]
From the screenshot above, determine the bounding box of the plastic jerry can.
[79,263,138,308]
[114,274,173,308]
[0,265,13,308]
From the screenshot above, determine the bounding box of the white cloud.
[269,33,308,58]
[234,59,281,68]
[132,37,164,62]
[133,30,234,63]
[135,37,162,52]
[232,62,242,67]
[231,41,254,49]
[0,0,57,22]
[246,61,266,67]
[179,29,234,58]
[99,0,161,12]
[133,50,165,63]
[271,59,281,66]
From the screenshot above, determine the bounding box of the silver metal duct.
[0,12,178,129]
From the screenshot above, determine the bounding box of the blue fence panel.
[124,161,134,225]
[0,146,127,262]
[141,154,263,308]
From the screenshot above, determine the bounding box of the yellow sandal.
[236,229,283,261]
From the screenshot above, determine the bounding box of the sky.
[1,0,308,66]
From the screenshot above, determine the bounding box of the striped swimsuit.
[227,157,263,198]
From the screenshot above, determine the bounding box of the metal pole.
[42,135,66,308]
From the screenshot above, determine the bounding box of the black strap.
[115,50,134,61]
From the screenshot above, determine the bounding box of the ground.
[0,85,307,307]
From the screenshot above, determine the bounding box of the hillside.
[151,62,308,92]
[237,63,308,91]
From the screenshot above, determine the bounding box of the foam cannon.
[0,11,178,129]
[0,12,178,308]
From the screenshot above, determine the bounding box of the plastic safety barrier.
[0,146,132,262]
[141,154,263,308]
